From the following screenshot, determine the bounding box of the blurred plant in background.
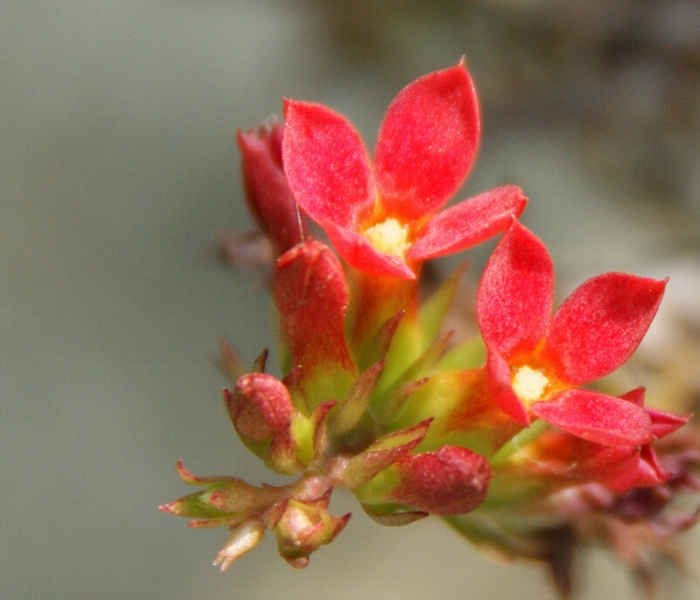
[162,62,700,598]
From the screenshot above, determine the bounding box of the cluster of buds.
[161,62,700,595]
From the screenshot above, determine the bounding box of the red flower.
[477,220,667,445]
[509,388,689,494]
[282,61,527,279]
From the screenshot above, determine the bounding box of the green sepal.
[286,401,335,468]
[418,262,467,346]
[344,419,431,490]
[160,490,236,520]
[327,360,385,437]
[371,330,452,414]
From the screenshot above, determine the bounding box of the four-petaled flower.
[477,220,667,446]
[282,61,527,279]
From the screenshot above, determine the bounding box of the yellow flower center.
[512,365,550,404]
[364,218,410,258]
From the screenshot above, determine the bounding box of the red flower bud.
[274,240,357,405]
[237,121,304,254]
[225,373,293,443]
[274,497,351,568]
[391,446,492,515]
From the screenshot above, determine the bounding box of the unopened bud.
[391,446,492,515]
[237,121,304,254]
[226,373,293,443]
[274,497,351,568]
[213,519,266,571]
[356,445,492,517]
[274,240,357,405]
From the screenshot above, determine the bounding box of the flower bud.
[237,121,304,254]
[356,445,492,517]
[274,240,357,406]
[391,446,492,515]
[274,496,351,568]
[159,462,287,531]
[224,374,309,475]
[213,519,266,571]
[226,373,293,443]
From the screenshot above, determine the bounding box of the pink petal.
[485,346,530,426]
[325,220,416,279]
[530,389,653,446]
[282,100,375,229]
[543,273,667,385]
[477,221,554,360]
[408,185,527,260]
[374,62,480,221]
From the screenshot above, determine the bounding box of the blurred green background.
[2,1,699,598]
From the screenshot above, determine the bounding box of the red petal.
[634,446,670,487]
[618,386,690,439]
[485,346,529,426]
[618,386,646,406]
[325,220,416,279]
[374,62,480,221]
[408,186,527,260]
[615,386,689,439]
[647,408,690,439]
[577,444,641,494]
[530,389,653,446]
[477,221,554,360]
[543,273,667,385]
[282,100,375,229]
[533,433,641,493]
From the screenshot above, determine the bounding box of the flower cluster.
[161,62,699,595]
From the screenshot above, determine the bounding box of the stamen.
[512,366,549,403]
[364,218,410,258]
